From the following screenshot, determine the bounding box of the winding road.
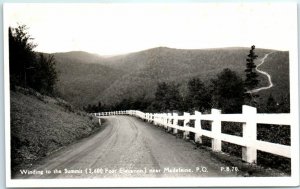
[247,52,275,93]
[14,116,240,179]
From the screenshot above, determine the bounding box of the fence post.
[155,114,158,125]
[151,113,154,123]
[194,111,202,143]
[211,108,222,151]
[242,105,257,164]
[167,113,172,132]
[183,112,190,139]
[154,113,158,125]
[163,113,167,128]
[173,113,178,134]
[98,118,102,125]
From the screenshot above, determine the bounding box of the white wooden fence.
[95,105,291,164]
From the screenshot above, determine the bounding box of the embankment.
[10,87,101,175]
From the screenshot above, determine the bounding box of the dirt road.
[247,52,275,93]
[15,116,240,179]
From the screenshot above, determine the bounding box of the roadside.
[147,118,290,177]
[10,87,102,177]
[14,116,289,179]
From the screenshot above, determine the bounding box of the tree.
[97,101,102,111]
[186,78,211,112]
[211,68,244,113]
[244,45,260,106]
[30,54,57,95]
[9,24,58,95]
[244,45,259,91]
[260,93,290,113]
[265,94,278,113]
[9,25,37,88]
[114,98,134,110]
[152,82,183,112]
[152,82,169,111]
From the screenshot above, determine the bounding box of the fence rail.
[95,105,291,164]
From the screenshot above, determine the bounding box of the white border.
[3,3,11,188]
[3,3,299,187]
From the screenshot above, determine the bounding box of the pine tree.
[244,45,259,91]
[211,68,244,113]
[244,45,260,106]
[186,78,211,112]
[153,82,183,112]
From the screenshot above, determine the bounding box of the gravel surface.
[14,116,241,179]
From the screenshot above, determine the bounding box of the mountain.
[54,53,124,107]
[52,47,289,108]
[53,51,105,65]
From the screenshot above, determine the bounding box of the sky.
[4,3,297,55]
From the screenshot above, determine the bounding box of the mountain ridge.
[52,47,289,108]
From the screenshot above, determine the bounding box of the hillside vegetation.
[53,47,289,108]
[10,87,101,175]
[54,51,125,107]
[256,51,290,100]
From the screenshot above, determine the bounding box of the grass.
[10,87,101,175]
[147,117,290,177]
[202,145,289,177]
[211,122,291,174]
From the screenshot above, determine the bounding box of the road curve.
[247,52,275,93]
[14,116,240,179]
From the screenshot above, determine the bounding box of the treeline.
[9,25,58,95]
[85,46,289,114]
[85,67,289,114]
